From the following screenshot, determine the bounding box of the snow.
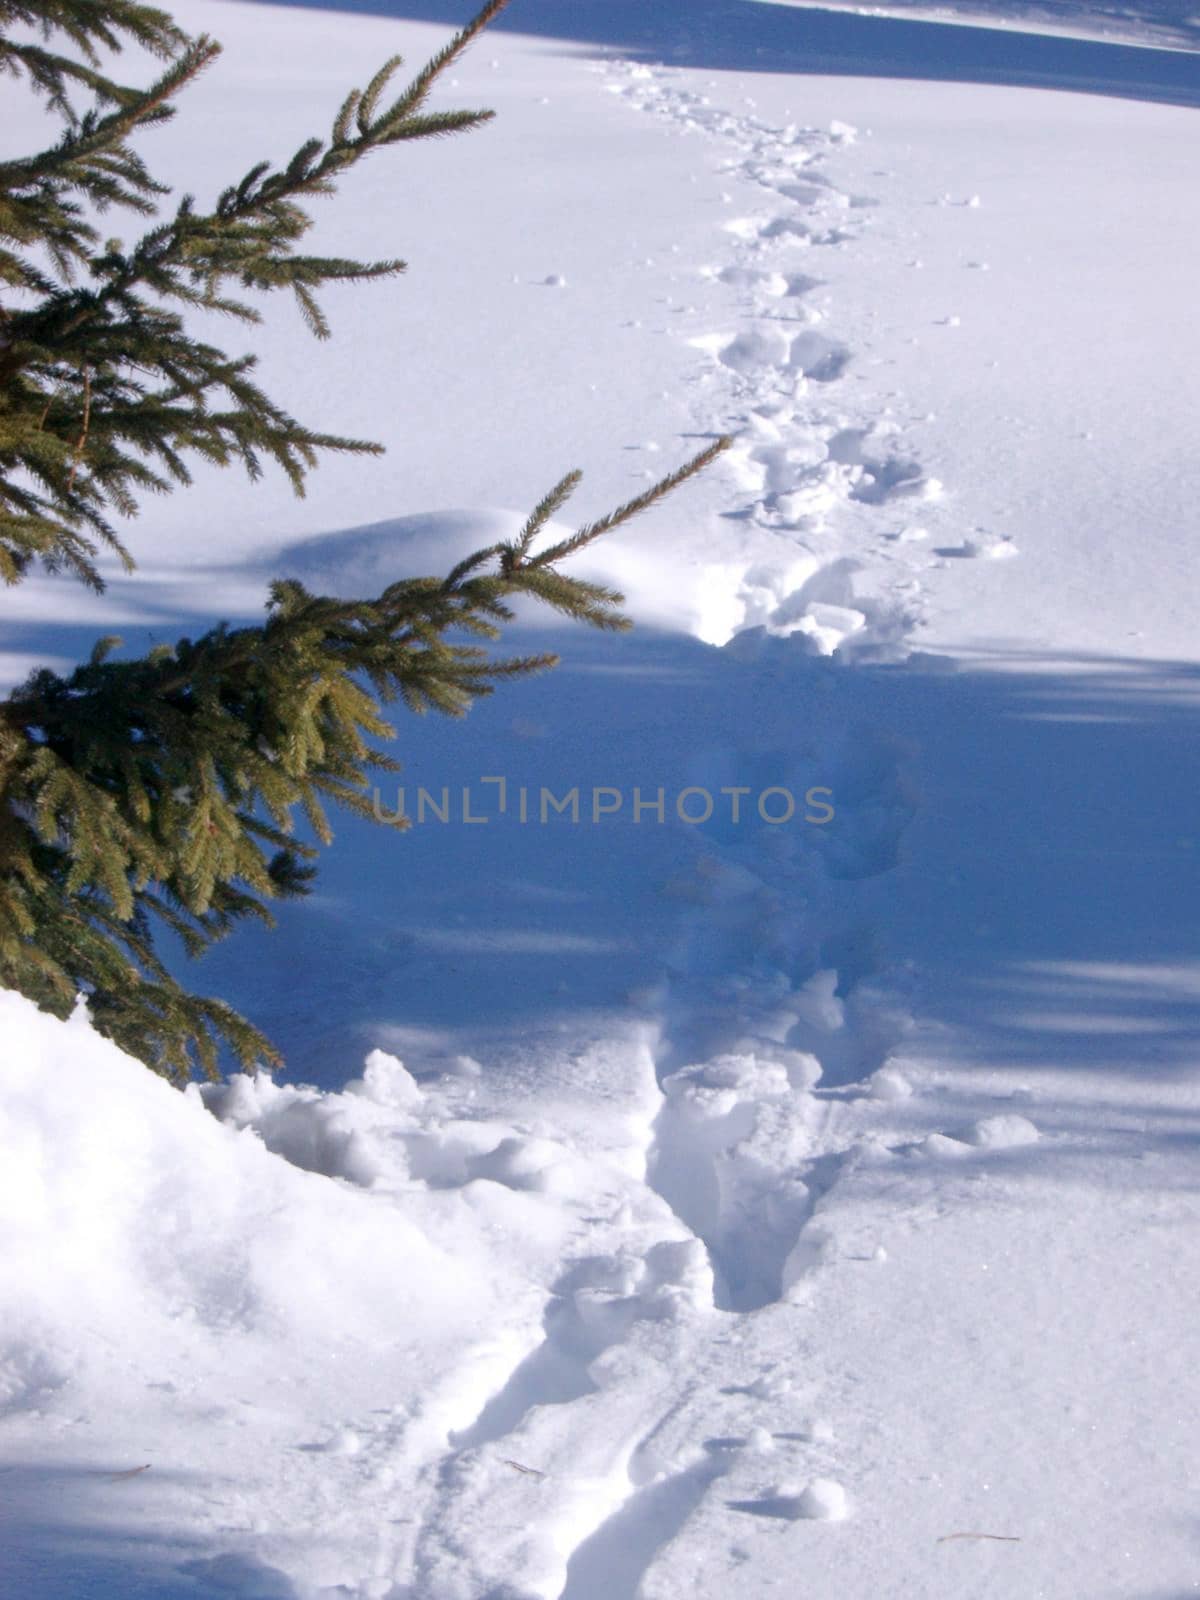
[964,1111,1041,1146]
[3,0,1200,1595]
[789,1476,852,1520]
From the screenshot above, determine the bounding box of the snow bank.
[0,992,483,1420]
[0,991,704,1597]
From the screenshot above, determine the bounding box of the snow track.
[597,57,955,660]
[4,54,933,1600]
[378,429,935,1600]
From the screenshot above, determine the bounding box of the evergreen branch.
[374,0,511,128]
[506,469,582,565]
[0,2,187,70]
[0,4,511,586]
[0,1,726,1085]
[0,440,720,1078]
[529,438,732,568]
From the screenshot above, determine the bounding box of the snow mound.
[0,993,701,1594]
[965,1113,1040,1149]
[868,1064,914,1101]
[789,1477,852,1521]
[0,993,478,1398]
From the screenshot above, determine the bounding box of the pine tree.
[0,0,728,1082]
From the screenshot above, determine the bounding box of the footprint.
[813,731,916,881]
[714,326,793,376]
[789,331,851,382]
[449,1243,711,1452]
[825,428,936,505]
[559,1451,729,1600]
[648,1051,824,1311]
[722,215,769,242]
[779,178,840,207]
[785,273,823,297]
[790,601,868,655]
[408,1226,719,1596]
[759,214,817,243]
[933,533,1017,560]
[715,264,790,297]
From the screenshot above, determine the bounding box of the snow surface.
[3,1,1200,1596]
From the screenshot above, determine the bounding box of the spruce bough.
[0,0,728,1082]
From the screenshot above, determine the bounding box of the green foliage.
[0,0,728,1081]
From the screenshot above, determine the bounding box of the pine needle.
[936,1532,1021,1544]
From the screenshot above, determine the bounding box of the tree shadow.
[235,0,1200,109]
[838,646,1200,1082]
[11,532,1200,1095]
[164,597,1200,1090]
[0,1460,299,1598]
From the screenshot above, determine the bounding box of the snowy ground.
[3,2,1200,1597]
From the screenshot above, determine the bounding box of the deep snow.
[2,1,1200,1596]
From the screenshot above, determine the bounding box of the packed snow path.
[2,4,1200,1598]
